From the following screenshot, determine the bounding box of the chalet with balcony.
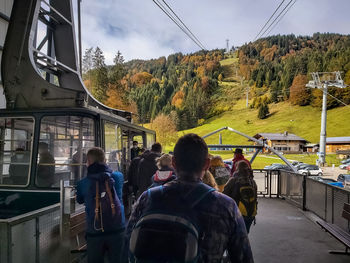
[252,132,308,153]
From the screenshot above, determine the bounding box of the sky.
[78,0,350,64]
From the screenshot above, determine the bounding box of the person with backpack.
[127,149,147,196]
[223,161,257,233]
[136,143,162,197]
[209,156,230,192]
[231,148,251,176]
[76,147,125,263]
[126,134,253,263]
[150,153,176,188]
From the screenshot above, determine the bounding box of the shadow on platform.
[249,198,349,263]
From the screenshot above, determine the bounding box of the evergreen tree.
[82,47,94,74]
[91,47,108,102]
[258,103,269,119]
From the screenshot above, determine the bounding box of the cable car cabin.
[0,108,155,219]
[0,0,156,220]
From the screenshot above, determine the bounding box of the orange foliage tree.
[171,90,184,109]
[130,72,153,86]
[150,114,178,148]
[289,74,310,106]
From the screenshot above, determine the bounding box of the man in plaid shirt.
[126,134,254,262]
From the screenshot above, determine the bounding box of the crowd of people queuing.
[76,134,257,263]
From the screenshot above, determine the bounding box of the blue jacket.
[76,162,125,234]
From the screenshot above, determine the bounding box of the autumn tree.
[289,74,311,106]
[150,114,178,148]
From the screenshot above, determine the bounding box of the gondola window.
[36,116,95,187]
[0,117,34,186]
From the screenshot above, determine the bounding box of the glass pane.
[104,122,122,172]
[36,116,95,187]
[0,117,34,186]
[146,133,155,148]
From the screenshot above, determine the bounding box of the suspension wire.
[161,0,207,50]
[259,0,294,39]
[254,0,286,41]
[302,85,350,107]
[265,0,297,37]
[152,0,205,50]
[318,86,349,107]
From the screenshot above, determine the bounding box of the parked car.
[291,161,303,166]
[298,165,323,176]
[339,159,350,169]
[264,163,292,171]
[341,158,350,164]
[310,176,343,187]
[337,174,350,189]
[296,163,312,170]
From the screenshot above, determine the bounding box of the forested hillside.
[239,33,350,109]
[82,48,224,130]
[82,33,350,134]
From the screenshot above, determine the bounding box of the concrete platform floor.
[249,198,349,263]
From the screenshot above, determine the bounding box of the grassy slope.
[181,99,350,146]
[176,56,350,168]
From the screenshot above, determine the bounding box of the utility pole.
[246,87,249,108]
[226,39,229,53]
[306,71,346,166]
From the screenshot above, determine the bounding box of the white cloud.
[79,0,350,64]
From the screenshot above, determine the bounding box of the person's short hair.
[151,142,162,153]
[237,160,249,170]
[234,148,243,154]
[156,154,172,169]
[174,133,208,174]
[133,141,138,145]
[87,147,105,164]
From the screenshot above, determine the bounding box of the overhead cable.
[265,0,297,37]
[152,0,206,50]
[161,0,207,50]
[254,0,286,41]
[259,0,294,39]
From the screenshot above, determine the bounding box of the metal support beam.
[250,148,261,164]
[202,126,297,172]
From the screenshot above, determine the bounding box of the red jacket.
[230,154,251,176]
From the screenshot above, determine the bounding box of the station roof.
[253,132,308,142]
[326,136,350,144]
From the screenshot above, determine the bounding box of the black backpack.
[129,183,215,262]
[237,178,257,218]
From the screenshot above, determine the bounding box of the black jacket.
[136,152,161,195]
[127,155,142,193]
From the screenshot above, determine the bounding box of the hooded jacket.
[231,154,251,176]
[150,166,176,188]
[76,162,125,234]
[136,151,161,195]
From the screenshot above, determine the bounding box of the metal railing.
[253,169,279,197]
[305,177,350,232]
[278,170,350,233]
[0,203,61,263]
